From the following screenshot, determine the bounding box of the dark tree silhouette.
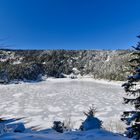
[122,35,140,139]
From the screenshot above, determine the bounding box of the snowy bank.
[46,77,123,86]
[0,129,129,140]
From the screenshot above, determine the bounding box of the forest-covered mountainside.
[0,49,131,82]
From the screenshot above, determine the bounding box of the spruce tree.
[79,105,102,131]
[122,35,140,139]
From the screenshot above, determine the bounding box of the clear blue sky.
[0,0,140,50]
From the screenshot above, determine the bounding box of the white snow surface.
[0,129,129,140]
[0,78,131,129]
[0,78,131,140]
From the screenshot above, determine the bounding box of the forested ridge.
[0,49,131,82]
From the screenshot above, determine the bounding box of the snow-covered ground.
[0,78,131,130]
[0,129,129,140]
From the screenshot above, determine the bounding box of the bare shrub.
[52,115,75,133]
[63,115,74,131]
[103,118,126,134]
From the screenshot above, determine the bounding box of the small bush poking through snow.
[63,116,74,131]
[52,118,74,133]
[80,105,102,131]
[52,121,65,133]
[103,119,126,134]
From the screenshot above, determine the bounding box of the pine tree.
[80,105,102,131]
[121,35,140,139]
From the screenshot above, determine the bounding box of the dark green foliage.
[121,36,140,139]
[0,49,130,83]
[9,63,44,81]
[52,121,65,133]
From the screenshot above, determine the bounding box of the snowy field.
[0,78,131,130]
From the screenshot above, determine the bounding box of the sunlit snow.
[0,78,131,129]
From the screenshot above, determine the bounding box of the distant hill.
[0,49,131,83]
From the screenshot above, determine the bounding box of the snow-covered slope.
[0,129,129,140]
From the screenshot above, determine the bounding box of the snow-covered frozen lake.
[0,78,131,129]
